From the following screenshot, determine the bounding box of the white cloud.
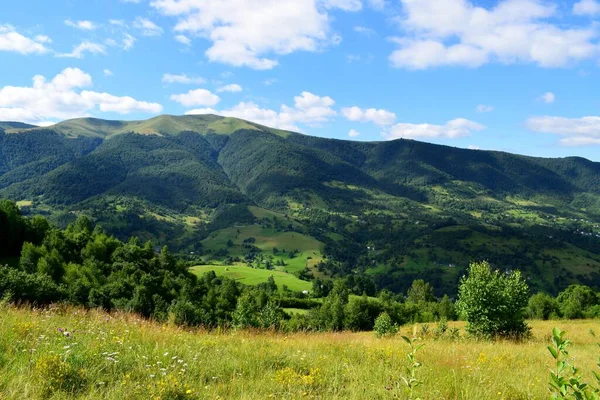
[34,35,52,44]
[322,0,362,12]
[354,26,376,36]
[383,118,486,140]
[263,78,278,86]
[368,0,385,10]
[0,25,50,54]
[170,88,221,107]
[56,41,106,59]
[121,0,142,3]
[476,104,494,113]
[122,34,136,50]
[390,0,600,69]
[342,106,396,126]
[217,84,243,93]
[103,69,114,76]
[574,0,600,16]
[162,73,205,84]
[150,0,358,69]
[133,17,163,36]
[186,91,337,131]
[0,67,162,124]
[65,20,96,30]
[468,144,481,150]
[539,92,556,103]
[348,129,360,137]
[526,116,600,146]
[174,34,191,45]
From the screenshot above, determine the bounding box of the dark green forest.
[2,200,600,333]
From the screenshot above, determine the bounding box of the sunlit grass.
[1,304,599,399]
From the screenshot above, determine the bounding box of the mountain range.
[1,114,599,295]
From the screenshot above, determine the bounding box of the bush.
[527,292,558,320]
[456,261,530,338]
[374,312,398,337]
[556,284,598,319]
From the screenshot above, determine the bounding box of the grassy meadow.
[1,304,599,399]
[190,265,312,292]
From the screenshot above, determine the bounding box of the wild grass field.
[1,303,599,400]
[189,265,312,292]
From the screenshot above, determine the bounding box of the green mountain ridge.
[14,114,291,139]
[1,114,599,295]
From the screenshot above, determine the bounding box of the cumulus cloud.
[170,88,221,106]
[476,104,494,113]
[342,106,396,126]
[217,84,243,93]
[0,25,51,54]
[0,67,162,124]
[383,118,486,140]
[150,0,359,69]
[368,0,385,10]
[186,91,337,131]
[103,69,114,76]
[526,116,600,146]
[539,92,556,104]
[65,20,96,30]
[162,73,205,84]
[390,0,600,69]
[57,42,106,59]
[348,129,360,137]
[322,0,362,11]
[133,17,163,36]
[174,34,191,45]
[122,34,136,50]
[573,0,600,16]
[468,144,481,150]
[354,26,376,36]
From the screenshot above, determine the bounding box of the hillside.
[1,114,599,295]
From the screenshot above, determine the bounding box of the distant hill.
[0,122,38,131]
[1,114,599,295]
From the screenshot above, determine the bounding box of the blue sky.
[1,0,600,161]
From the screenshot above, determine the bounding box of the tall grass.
[0,303,598,399]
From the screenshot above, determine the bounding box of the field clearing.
[202,225,323,254]
[1,305,599,399]
[190,265,312,292]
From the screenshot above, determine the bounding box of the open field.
[190,265,312,292]
[1,304,599,399]
[201,225,323,274]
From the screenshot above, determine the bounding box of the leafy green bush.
[527,292,558,320]
[373,312,398,337]
[557,284,598,319]
[456,261,530,338]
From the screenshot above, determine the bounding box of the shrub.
[374,312,398,337]
[557,284,598,319]
[456,261,530,338]
[527,292,558,320]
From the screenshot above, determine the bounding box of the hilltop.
[1,114,599,295]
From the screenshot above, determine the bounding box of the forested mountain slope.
[1,114,599,295]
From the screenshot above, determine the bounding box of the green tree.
[316,279,349,331]
[526,292,558,320]
[406,279,436,304]
[373,312,398,337]
[556,285,598,319]
[456,261,529,338]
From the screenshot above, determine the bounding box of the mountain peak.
[1,114,293,139]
